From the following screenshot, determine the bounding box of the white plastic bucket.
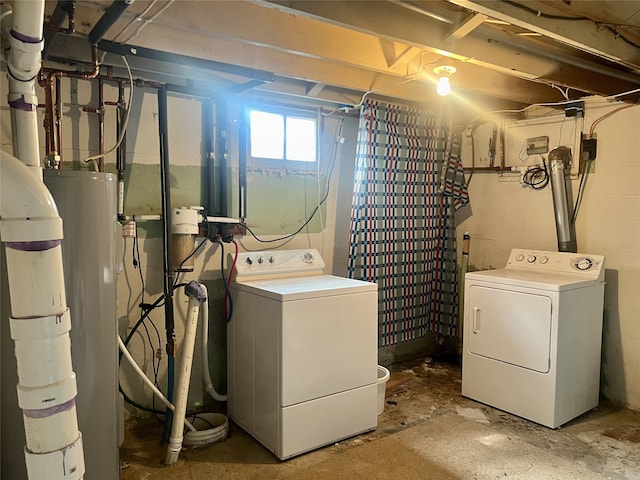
[377,365,390,415]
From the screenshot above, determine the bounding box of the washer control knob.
[301,252,314,263]
[576,258,593,271]
[257,256,264,264]
[539,256,549,264]
[527,255,537,263]
[515,254,524,262]
[246,257,253,265]
[268,256,275,264]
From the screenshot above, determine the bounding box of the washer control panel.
[506,249,605,279]
[232,249,325,281]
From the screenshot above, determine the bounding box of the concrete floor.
[120,357,640,479]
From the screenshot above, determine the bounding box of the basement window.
[248,107,317,166]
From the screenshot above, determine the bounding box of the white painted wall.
[458,97,640,410]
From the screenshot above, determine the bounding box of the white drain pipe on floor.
[0,154,85,479]
[165,282,207,465]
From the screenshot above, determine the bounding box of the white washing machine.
[227,249,378,459]
[462,249,605,428]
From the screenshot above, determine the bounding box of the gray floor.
[120,357,640,479]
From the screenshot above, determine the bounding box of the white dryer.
[462,249,605,428]
[227,249,378,459]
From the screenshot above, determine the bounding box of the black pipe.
[202,99,216,224]
[157,87,175,443]
[89,0,133,46]
[43,0,75,57]
[116,81,127,219]
[238,106,247,220]
[215,101,229,218]
[99,39,275,83]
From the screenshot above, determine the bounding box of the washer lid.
[233,274,377,301]
[465,268,601,291]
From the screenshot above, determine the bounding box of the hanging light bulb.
[437,76,451,96]
[433,65,457,96]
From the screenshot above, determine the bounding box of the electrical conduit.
[166,282,207,465]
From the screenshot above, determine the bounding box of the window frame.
[246,104,319,170]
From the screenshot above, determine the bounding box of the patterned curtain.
[347,100,469,347]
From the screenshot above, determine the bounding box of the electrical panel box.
[503,114,582,175]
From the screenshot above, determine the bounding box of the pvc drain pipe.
[117,336,196,433]
[1,153,85,479]
[165,282,207,465]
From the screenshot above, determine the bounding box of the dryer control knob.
[246,257,253,265]
[515,254,524,262]
[258,256,264,264]
[301,252,314,263]
[527,255,537,263]
[268,256,275,264]
[539,256,549,264]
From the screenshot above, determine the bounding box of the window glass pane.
[286,116,316,162]
[250,110,284,159]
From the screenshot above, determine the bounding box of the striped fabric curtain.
[347,100,469,347]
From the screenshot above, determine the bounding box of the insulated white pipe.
[4,1,44,178]
[0,153,85,479]
[200,284,227,402]
[116,337,196,432]
[166,282,206,465]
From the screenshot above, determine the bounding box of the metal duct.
[548,146,577,252]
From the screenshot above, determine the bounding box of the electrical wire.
[522,159,549,190]
[589,103,638,135]
[503,0,640,48]
[241,117,344,244]
[467,86,640,126]
[172,221,210,289]
[112,0,160,42]
[218,240,235,323]
[119,0,175,45]
[568,102,639,224]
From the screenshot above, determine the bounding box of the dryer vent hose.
[548,147,577,253]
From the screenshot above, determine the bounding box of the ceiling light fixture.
[433,65,456,96]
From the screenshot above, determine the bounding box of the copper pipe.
[55,75,63,167]
[42,81,54,157]
[38,44,100,166]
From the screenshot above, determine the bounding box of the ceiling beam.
[258,0,640,96]
[443,12,488,41]
[88,3,557,104]
[445,0,640,73]
[306,82,326,97]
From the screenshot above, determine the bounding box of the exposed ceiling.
[32,0,640,112]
